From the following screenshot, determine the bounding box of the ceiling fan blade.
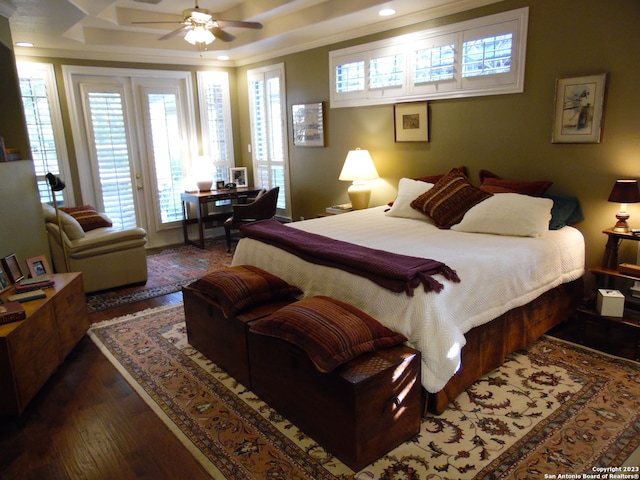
[132,21,185,24]
[215,20,263,30]
[159,25,190,40]
[211,27,235,42]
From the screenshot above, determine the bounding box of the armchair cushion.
[42,203,85,240]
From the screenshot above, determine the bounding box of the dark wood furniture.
[181,187,263,249]
[576,229,640,361]
[182,286,295,387]
[224,186,279,252]
[0,272,88,416]
[248,332,421,471]
[429,278,583,414]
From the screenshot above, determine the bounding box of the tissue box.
[596,289,625,317]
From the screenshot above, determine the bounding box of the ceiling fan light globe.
[185,26,215,45]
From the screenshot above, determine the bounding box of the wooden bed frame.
[425,277,584,415]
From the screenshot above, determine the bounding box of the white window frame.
[247,63,291,221]
[17,62,74,204]
[196,71,235,183]
[330,7,528,108]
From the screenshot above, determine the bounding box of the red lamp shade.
[608,179,640,232]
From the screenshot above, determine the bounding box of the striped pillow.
[410,168,492,228]
[61,205,112,232]
[188,265,302,317]
[250,296,407,373]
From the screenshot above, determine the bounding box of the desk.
[181,187,262,249]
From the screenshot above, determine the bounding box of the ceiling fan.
[133,0,263,47]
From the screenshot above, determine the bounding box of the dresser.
[0,273,88,416]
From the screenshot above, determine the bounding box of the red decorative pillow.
[250,296,407,373]
[410,168,492,228]
[60,205,112,231]
[187,265,302,317]
[479,169,552,196]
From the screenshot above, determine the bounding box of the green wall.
[0,17,49,271]
[236,0,640,283]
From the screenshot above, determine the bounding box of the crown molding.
[0,0,16,19]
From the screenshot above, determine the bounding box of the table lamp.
[608,179,640,232]
[338,148,379,210]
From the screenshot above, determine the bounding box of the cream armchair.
[42,204,148,293]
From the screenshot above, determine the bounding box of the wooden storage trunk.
[248,332,421,471]
[182,286,294,387]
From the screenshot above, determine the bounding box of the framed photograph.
[0,266,9,293]
[292,102,325,147]
[229,167,248,188]
[216,180,225,190]
[552,73,607,143]
[2,254,24,283]
[394,102,429,142]
[26,255,51,278]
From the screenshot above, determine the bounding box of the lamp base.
[612,212,631,233]
[347,182,371,210]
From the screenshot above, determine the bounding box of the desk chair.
[224,187,279,252]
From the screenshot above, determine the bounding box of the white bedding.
[232,206,585,392]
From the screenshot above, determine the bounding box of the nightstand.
[576,229,640,360]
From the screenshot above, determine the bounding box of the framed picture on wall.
[552,73,607,143]
[394,102,429,142]
[292,102,325,147]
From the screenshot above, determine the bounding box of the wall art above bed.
[552,73,607,144]
[394,102,429,142]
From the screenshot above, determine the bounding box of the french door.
[64,67,196,247]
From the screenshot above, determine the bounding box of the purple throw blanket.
[240,219,460,296]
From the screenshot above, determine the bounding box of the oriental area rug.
[85,237,231,312]
[88,305,640,480]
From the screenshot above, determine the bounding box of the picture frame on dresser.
[0,266,9,293]
[2,254,24,284]
[26,255,51,278]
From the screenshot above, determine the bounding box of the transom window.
[330,7,528,108]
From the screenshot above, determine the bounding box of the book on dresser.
[0,301,26,325]
[14,274,55,293]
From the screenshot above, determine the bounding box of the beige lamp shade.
[338,149,379,210]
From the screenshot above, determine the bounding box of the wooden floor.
[0,292,213,480]
[0,292,638,480]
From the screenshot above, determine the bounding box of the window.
[17,62,72,205]
[330,7,528,108]
[247,63,291,220]
[197,71,234,184]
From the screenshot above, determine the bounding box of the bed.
[231,171,585,414]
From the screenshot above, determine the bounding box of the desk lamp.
[608,179,640,233]
[338,148,379,210]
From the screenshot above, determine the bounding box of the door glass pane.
[86,91,137,230]
[147,93,184,224]
[19,73,62,204]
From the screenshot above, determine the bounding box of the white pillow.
[385,178,434,220]
[451,193,553,237]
